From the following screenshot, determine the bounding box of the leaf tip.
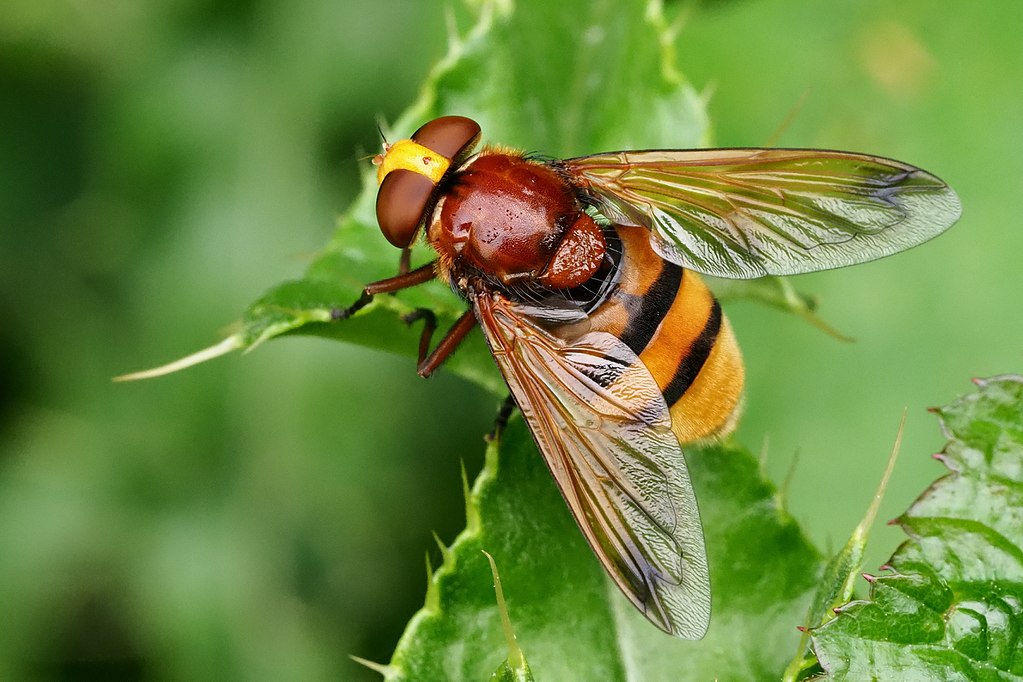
[112,335,243,381]
[461,459,481,533]
[854,411,905,538]
[431,531,452,563]
[350,655,396,678]
[424,552,441,612]
[482,549,527,672]
[775,447,800,511]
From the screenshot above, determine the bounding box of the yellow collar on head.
[376,139,451,185]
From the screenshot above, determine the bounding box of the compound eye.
[376,169,435,248]
[412,116,481,161]
[375,116,481,248]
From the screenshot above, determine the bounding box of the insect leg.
[416,310,476,378]
[330,261,437,321]
[329,260,472,378]
[329,292,372,321]
[486,394,518,442]
[364,261,437,295]
[400,308,437,366]
[398,247,412,275]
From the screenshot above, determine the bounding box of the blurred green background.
[1,0,1019,679]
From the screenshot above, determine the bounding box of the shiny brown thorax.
[429,151,608,292]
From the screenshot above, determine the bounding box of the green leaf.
[811,375,1023,680]
[385,417,821,680]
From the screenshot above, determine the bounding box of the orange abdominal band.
[376,139,450,185]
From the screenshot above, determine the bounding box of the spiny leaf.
[384,417,821,680]
[811,375,1023,680]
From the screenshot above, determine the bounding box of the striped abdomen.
[581,225,744,444]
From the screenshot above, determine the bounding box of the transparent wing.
[565,148,961,279]
[473,292,710,638]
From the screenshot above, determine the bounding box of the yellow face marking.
[376,139,450,185]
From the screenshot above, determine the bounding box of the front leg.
[330,260,474,378]
[414,310,476,378]
[330,261,437,321]
[400,308,437,367]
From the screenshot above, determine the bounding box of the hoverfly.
[337,116,960,638]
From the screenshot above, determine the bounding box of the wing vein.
[474,293,711,637]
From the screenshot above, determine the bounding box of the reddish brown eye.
[375,117,482,249]
[376,169,436,248]
[412,116,481,161]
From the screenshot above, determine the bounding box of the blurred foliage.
[0,0,1020,680]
